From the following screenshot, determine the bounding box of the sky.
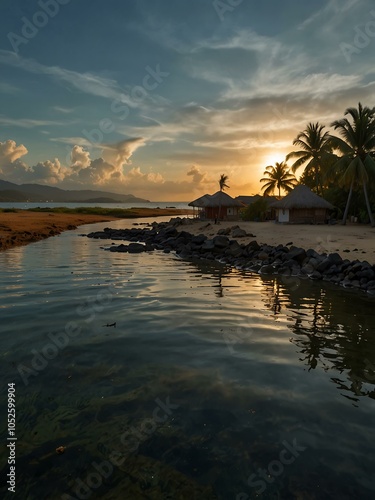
[0,0,374,201]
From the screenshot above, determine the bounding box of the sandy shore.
[0,209,191,251]
[185,219,375,264]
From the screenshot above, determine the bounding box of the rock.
[301,264,314,275]
[217,227,231,235]
[288,247,307,264]
[192,234,207,244]
[213,235,230,248]
[278,266,291,276]
[316,257,334,273]
[308,257,320,269]
[328,252,343,265]
[311,271,322,280]
[306,248,320,259]
[246,240,261,252]
[164,226,178,236]
[201,239,215,251]
[231,227,247,238]
[259,264,274,274]
[326,265,339,276]
[226,241,244,257]
[258,251,269,261]
[128,243,146,253]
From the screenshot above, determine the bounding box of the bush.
[241,198,269,221]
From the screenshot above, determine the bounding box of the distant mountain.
[0,180,150,203]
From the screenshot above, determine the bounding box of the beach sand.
[185,219,375,264]
[2,211,375,264]
[0,209,191,251]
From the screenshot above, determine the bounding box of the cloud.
[29,159,66,184]
[101,138,146,169]
[0,50,169,110]
[0,116,69,128]
[52,106,75,114]
[0,139,67,184]
[0,82,19,94]
[186,165,208,184]
[0,140,28,165]
[50,137,93,147]
[0,137,146,187]
[71,145,91,169]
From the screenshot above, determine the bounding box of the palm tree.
[218,174,229,191]
[330,103,375,226]
[260,161,297,197]
[286,122,334,196]
[217,174,229,221]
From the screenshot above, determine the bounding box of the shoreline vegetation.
[0,208,192,251]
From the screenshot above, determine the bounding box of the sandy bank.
[185,219,375,265]
[0,208,191,251]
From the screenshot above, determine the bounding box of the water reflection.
[259,273,375,405]
[179,257,375,406]
[1,224,375,499]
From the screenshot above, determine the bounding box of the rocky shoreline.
[87,218,375,296]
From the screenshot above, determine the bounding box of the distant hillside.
[0,180,150,203]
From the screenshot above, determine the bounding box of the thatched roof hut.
[188,194,211,207]
[203,191,243,208]
[271,185,334,224]
[189,191,242,220]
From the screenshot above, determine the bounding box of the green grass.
[26,206,138,217]
[24,206,177,218]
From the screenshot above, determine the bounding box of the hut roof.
[188,194,211,207]
[203,191,243,208]
[271,185,334,210]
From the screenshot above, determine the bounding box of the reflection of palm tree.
[260,162,296,197]
[329,103,375,226]
[260,275,375,403]
[286,122,334,196]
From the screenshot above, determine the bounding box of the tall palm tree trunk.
[342,180,354,225]
[363,181,375,227]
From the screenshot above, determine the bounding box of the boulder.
[231,227,247,238]
[316,257,334,273]
[288,247,307,264]
[128,243,146,253]
[201,239,215,251]
[217,227,231,236]
[213,235,230,248]
[259,264,274,274]
[258,251,269,261]
[328,252,343,265]
[192,234,207,245]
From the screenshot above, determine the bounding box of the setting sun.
[263,153,287,168]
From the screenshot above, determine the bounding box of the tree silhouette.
[260,161,297,197]
[329,103,375,226]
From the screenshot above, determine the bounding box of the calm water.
[1,218,375,499]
